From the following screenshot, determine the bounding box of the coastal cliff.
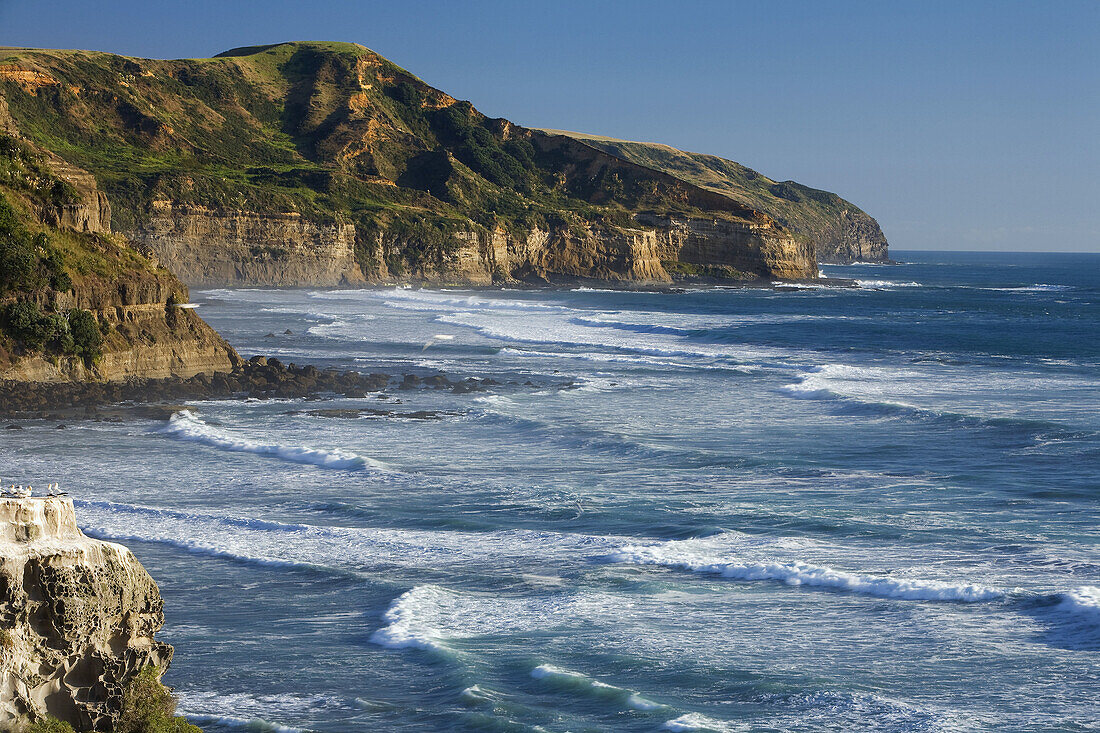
[0,132,239,382]
[139,202,364,287]
[0,497,173,732]
[544,131,889,264]
[0,42,821,285]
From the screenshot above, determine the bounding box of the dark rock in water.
[291,406,459,420]
[0,353,450,418]
[284,329,294,335]
[264,332,276,338]
[5,424,21,430]
[133,404,192,421]
[423,374,454,389]
[304,408,364,419]
[55,424,66,429]
[402,410,450,420]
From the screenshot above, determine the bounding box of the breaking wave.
[608,537,1004,602]
[661,713,738,731]
[854,279,922,288]
[159,410,383,471]
[75,501,625,577]
[530,664,666,711]
[370,585,584,655]
[979,284,1072,293]
[1056,585,1100,623]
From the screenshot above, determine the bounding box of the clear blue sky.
[2,0,1097,252]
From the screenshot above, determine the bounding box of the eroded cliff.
[0,497,173,732]
[0,42,821,285]
[544,131,889,264]
[0,133,240,382]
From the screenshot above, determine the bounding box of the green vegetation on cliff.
[0,133,113,365]
[0,131,233,377]
[542,131,888,263]
[0,41,810,280]
[24,667,200,733]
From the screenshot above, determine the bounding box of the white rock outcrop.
[0,498,172,731]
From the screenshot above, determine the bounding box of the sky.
[1,0,1097,252]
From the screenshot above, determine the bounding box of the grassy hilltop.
[0,41,884,283]
[543,130,888,263]
[0,43,774,269]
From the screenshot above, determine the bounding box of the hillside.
[541,130,888,263]
[0,42,820,285]
[0,128,238,381]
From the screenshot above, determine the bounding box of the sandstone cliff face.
[37,154,113,236]
[0,154,241,383]
[360,221,673,285]
[0,43,825,288]
[0,272,241,383]
[642,215,815,280]
[544,132,890,264]
[130,204,812,286]
[0,498,173,732]
[135,202,365,287]
[821,209,890,263]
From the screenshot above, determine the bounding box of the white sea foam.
[979,283,1072,292]
[306,315,376,339]
[370,585,455,652]
[459,685,497,704]
[609,537,1003,602]
[626,693,666,711]
[184,715,305,733]
[371,586,584,654]
[159,410,382,471]
[177,690,335,733]
[1056,586,1100,623]
[780,362,1100,432]
[495,347,758,373]
[661,712,740,731]
[855,279,922,288]
[76,500,627,577]
[780,364,920,405]
[530,664,667,711]
[315,287,567,313]
[438,310,793,367]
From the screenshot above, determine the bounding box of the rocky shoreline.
[0,356,500,420]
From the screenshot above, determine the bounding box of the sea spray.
[160,410,381,470]
[608,541,1004,602]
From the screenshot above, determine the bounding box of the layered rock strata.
[131,208,812,287]
[0,497,173,732]
[138,202,365,287]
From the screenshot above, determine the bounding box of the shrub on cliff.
[68,309,103,364]
[0,196,73,298]
[25,718,76,733]
[117,667,201,733]
[0,302,67,350]
[0,302,103,365]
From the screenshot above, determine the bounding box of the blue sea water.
[2,250,1098,732]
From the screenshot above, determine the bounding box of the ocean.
[3,250,1097,732]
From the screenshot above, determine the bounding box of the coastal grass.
[21,667,199,733]
[0,41,768,279]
